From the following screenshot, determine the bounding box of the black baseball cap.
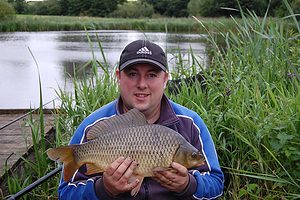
[118,40,167,71]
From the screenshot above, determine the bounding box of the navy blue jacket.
[58,95,224,199]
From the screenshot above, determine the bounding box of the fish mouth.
[196,158,206,167]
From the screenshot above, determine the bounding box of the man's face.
[116,63,168,115]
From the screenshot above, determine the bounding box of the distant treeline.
[5,0,300,18]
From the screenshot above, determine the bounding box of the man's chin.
[132,104,148,112]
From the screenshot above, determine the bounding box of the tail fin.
[47,146,81,182]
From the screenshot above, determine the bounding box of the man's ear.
[116,70,121,83]
[163,72,169,89]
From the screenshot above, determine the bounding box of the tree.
[145,0,190,17]
[187,0,201,16]
[187,0,271,17]
[0,0,15,21]
[58,0,70,15]
[187,0,217,17]
[63,0,125,16]
[89,0,121,17]
[8,0,26,14]
[110,1,154,18]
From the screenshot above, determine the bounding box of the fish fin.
[85,163,104,175]
[87,108,147,140]
[46,146,80,182]
[130,175,144,197]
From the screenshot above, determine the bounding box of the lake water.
[0,30,208,109]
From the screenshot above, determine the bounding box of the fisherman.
[57,40,224,199]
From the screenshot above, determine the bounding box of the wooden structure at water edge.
[0,109,55,197]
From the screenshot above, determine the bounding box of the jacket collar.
[116,94,179,126]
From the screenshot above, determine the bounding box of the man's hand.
[102,157,140,196]
[153,162,189,193]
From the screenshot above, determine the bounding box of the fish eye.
[192,152,198,159]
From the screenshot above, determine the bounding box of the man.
[58,40,224,199]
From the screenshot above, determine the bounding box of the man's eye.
[148,73,157,78]
[129,72,137,77]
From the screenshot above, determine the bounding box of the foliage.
[0,0,15,21]
[61,0,125,17]
[188,0,300,17]
[26,0,61,15]
[8,0,26,14]
[9,0,299,18]
[110,1,154,18]
[144,0,189,17]
[23,0,125,17]
[0,15,241,33]
[56,32,119,136]
[187,0,202,16]
[182,5,300,198]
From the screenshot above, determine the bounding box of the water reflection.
[62,60,94,78]
[0,30,207,109]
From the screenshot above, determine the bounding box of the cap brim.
[119,58,166,71]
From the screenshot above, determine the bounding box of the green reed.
[168,3,300,199]
[0,14,240,33]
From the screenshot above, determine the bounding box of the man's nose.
[137,76,147,89]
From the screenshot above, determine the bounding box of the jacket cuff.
[94,178,120,199]
[175,173,197,197]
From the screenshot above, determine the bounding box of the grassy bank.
[0,14,242,33]
[3,9,300,200]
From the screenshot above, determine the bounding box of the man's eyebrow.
[123,66,137,72]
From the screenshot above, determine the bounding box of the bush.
[187,0,218,17]
[110,1,154,18]
[26,0,61,15]
[187,0,201,16]
[0,1,16,21]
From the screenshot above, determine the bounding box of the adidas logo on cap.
[136,46,152,55]
[119,40,167,71]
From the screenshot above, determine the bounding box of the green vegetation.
[0,14,241,33]
[6,0,299,18]
[109,1,154,18]
[3,4,300,200]
[0,0,15,21]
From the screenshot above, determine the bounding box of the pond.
[0,30,208,109]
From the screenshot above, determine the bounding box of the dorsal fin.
[87,108,147,140]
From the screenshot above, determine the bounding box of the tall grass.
[170,5,300,199]
[0,15,241,33]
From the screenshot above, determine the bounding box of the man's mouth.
[134,93,149,99]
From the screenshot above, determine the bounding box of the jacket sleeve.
[57,122,102,200]
[192,115,224,199]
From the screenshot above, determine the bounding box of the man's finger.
[171,162,188,176]
[112,157,133,180]
[105,157,125,176]
[122,161,138,180]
